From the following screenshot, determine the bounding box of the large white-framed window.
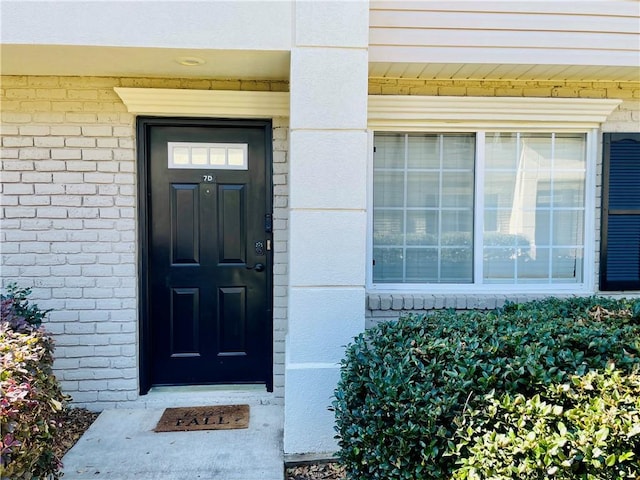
[368,128,598,293]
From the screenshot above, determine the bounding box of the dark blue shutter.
[600,133,640,291]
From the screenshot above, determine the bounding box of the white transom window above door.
[168,142,248,170]
[366,96,621,294]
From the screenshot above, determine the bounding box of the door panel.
[218,287,247,355]
[170,288,200,356]
[171,184,200,265]
[218,184,246,263]
[141,119,272,388]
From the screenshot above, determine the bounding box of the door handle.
[246,263,265,272]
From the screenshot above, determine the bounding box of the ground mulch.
[53,407,100,460]
[57,407,345,479]
[285,462,345,480]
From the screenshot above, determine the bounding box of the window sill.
[366,292,581,312]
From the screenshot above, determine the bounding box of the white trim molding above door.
[114,87,290,118]
[115,88,621,128]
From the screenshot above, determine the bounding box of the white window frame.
[365,95,621,294]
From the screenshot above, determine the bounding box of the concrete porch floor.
[61,390,284,480]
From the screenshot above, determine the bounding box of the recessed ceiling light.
[176,57,206,67]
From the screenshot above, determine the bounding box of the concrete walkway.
[61,403,284,480]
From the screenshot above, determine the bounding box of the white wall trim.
[114,90,621,127]
[368,96,622,130]
[114,87,290,118]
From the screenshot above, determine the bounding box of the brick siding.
[0,76,289,409]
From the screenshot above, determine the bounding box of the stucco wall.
[0,75,289,409]
[366,78,640,327]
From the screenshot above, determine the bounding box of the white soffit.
[368,63,640,82]
[114,88,290,118]
[368,96,622,130]
[2,45,290,80]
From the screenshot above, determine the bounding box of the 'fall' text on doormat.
[155,405,250,432]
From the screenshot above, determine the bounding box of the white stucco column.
[284,0,370,454]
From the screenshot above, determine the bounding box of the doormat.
[155,405,250,432]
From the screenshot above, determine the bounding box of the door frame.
[137,116,274,395]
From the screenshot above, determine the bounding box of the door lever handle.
[246,263,265,272]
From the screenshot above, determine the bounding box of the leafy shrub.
[1,286,67,480]
[1,284,51,331]
[333,297,640,480]
[450,366,639,479]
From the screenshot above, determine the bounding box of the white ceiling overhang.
[2,45,633,84]
[0,45,290,80]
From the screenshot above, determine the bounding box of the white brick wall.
[1,76,289,409]
[1,77,136,411]
[272,117,289,400]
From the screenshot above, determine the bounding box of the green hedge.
[1,286,67,480]
[451,367,640,479]
[333,297,640,479]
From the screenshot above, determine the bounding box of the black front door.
[139,118,272,390]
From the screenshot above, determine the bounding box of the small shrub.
[1,284,51,331]
[333,297,640,480]
[1,286,67,480]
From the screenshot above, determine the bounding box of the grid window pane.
[483,247,516,281]
[553,180,584,208]
[553,210,584,245]
[374,134,405,169]
[408,134,439,169]
[483,133,586,284]
[520,133,553,170]
[372,248,403,283]
[441,211,473,236]
[443,135,475,169]
[372,131,587,287]
[441,248,473,282]
[552,248,582,279]
[555,134,586,166]
[373,210,404,246]
[407,173,439,207]
[406,249,438,282]
[373,133,475,283]
[442,172,474,208]
[374,172,404,208]
[518,248,550,279]
[406,211,438,245]
[485,133,517,169]
[484,172,517,208]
